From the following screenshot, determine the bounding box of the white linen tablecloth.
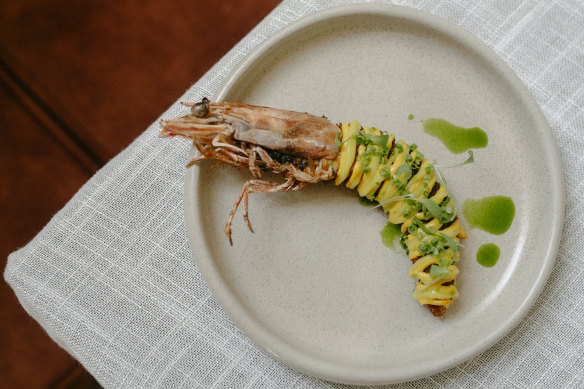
[5,0,584,387]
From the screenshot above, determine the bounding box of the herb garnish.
[430,150,475,185]
[337,128,392,153]
[334,131,343,147]
[410,216,460,279]
[358,130,390,148]
[394,164,412,180]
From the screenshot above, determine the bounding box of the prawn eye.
[192,98,210,117]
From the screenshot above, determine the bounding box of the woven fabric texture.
[5,0,584,388]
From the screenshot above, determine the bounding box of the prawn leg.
[225,176,305,245]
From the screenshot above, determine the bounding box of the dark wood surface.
[0,1,280,387]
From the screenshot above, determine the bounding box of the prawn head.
[159,98,340,160]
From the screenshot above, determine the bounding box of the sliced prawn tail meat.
[334,122,468,316]
[159,98,339,243]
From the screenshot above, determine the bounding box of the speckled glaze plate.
[183,4,563,385]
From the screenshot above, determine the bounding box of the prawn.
[160,98,467,316]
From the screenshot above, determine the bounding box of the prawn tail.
[334,120,467,316]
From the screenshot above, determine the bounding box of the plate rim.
[184,3,565,385]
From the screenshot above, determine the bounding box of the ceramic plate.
[183,4,563,385]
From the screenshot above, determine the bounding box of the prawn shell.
[214,103,340,160]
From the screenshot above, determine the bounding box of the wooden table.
[0,1,280,387]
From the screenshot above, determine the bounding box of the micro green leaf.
[335,132,358,148]
[412,217,435,236]
[414,198,443,221]
[439,232,459,258]
[427,149,476,187]
[395,164,412,180]
[430,160,447,185]
[435,150,475,169]
[438,256,452,268]
[334,131,343,147]
[429,264,450,279]
[360,130,390,148]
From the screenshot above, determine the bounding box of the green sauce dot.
[462,196,515,235]
[476,243,500,267]
[408,114,414,120]
[423,118,488,154]
[380,222,402,250]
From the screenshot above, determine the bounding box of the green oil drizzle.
[423,118,488,154]
[462,196,515,235]
[380,222,402,250]
[476,243,500,267]
[408,114,414,120]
